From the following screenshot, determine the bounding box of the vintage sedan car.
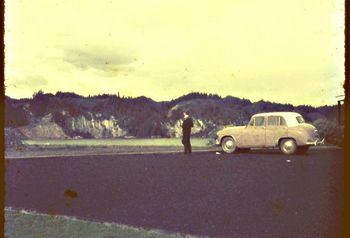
[216,112,324,155]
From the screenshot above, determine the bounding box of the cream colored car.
[216,112,324,155]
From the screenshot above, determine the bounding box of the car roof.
[252,112,302,118]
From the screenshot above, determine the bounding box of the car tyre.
[221,137,237,154]
[280,139,297,155]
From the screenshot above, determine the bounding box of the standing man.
[182,111,193,154]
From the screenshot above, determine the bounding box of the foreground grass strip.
[5,208,202,238]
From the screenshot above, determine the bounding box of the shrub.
[312,118,344,147]
[5,105,29,127]
[52,111,66,128]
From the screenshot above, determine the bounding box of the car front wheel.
[221,137,237,154]
[280,139,297,155]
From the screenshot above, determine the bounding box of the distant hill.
[5,91,339,141]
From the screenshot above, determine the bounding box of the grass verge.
[5,208,201,238]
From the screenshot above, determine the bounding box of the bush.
[69,131,94,139]
[52,111,66,128]
[5,105,29,127]
[313,118,344,147]
[5,128,26,149]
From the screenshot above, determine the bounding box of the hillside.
[5,91,341,144]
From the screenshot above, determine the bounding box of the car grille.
[314,129,320,140]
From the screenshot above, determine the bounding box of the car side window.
[267,116,279,126]
[254,116,265,126]
[267,116,287,126]
[279,116,287,126]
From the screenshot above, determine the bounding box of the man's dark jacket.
[182,117,193,137]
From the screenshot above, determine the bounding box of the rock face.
[19,122,69,139]
[67,114,127,138]
[5,114,69,141]
[163,118,209,138]
[18,114,69,139]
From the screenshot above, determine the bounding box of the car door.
[239,116,266,147]
[265,116,288,147]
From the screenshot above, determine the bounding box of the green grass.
[22,138,212,147]
[5,208,200,238]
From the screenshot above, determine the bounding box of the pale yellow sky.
[5,0,344,106]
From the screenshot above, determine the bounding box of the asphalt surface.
[5,148,344,238]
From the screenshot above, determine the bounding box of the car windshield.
[248,119,254,126]
[296,116,305,124]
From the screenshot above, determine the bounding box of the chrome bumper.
[306,138,325,146]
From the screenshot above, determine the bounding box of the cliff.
[66,114,126,138]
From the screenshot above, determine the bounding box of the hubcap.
[282,140,295,153]
[223,139,236,153]
[225,140,234,149]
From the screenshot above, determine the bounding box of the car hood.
[217,126,246,135]
[298,123,317,134]
[298,123,316,129]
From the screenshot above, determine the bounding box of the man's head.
[183,111,190,118]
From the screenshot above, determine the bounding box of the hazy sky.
[5,0,344,106]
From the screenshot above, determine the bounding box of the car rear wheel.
[280,139,297,155]
[221,137,237,154]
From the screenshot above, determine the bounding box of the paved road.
[5,148,344,238]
